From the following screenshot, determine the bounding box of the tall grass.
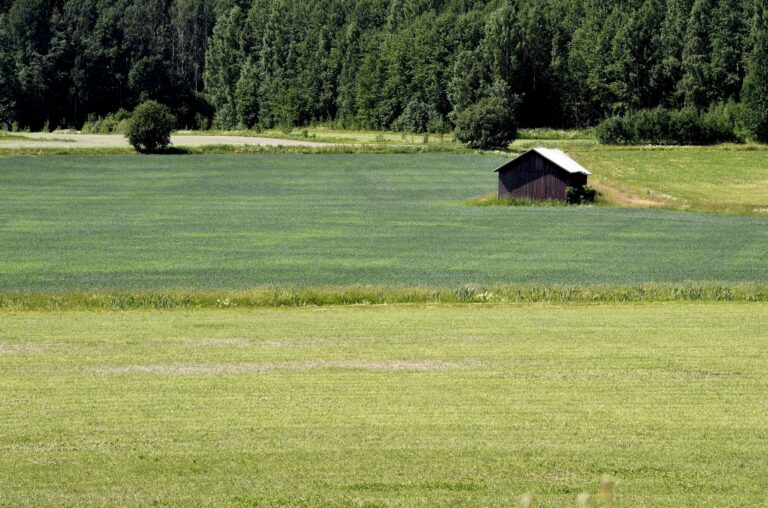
[1,284,765,310]
[518,128,595,140]
[465,193,568,207]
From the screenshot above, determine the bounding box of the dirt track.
[0,132,333,149]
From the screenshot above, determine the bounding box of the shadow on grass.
[135,146,191,155]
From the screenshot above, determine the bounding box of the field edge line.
[0,283,766,310]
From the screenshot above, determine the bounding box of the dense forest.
[1,0,767,132]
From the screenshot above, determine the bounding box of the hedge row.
[595,106,741,145]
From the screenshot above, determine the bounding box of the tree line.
[1,0,767,136]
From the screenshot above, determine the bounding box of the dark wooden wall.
[498,154,587,201]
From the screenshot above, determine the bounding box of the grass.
[466,192,570,207]
[573,148,768,215]
[3,129,767,217]
[0,141,468,157]
[1,283,766,310]
[517,128,596,140]
[0,131,30,140]
[0,132,74,142]
[1,154,767,292]
[2,135,766,507]
[185,126,593,145]
[7,129,762,216]
[1,303,766,506]
[180,126,464,147]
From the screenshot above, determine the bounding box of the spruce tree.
[0,13,17,129]
[742,0,768,142]
[710,0,747,101]
[204,7,244,129]
[235,58,259,128]
[680,0,715,108]
[659,0,693,107]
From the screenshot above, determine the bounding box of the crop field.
[1,154,767,293]
[1,303,766,506]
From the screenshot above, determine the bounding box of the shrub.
[392,99,431,133]
[595,116,633,144]
[454,97,517,150]
[698,106,741,144]
[466,193,570,207]
[125,101,175,153]
[596,107,740,145]
[194,112,211,131]
[670,108,704,144]
[633,108,673,144]
[427,111,452,134]
[81,109,131,134]
[566,185,599,205]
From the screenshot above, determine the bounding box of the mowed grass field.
[1,303,766,506]
[575,147,768,214]
[1,154,767,292]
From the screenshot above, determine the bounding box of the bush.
[392,99,431,133]
[566,185,599,205]
[125,101,175,153]
[633,108,673,144]
[706,101,749,140]
[454,97,517,150]
[81,109,131,134]
[595,116,634,144]
[596,107,740,145]
[427,111,452,134]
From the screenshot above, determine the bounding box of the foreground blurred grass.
[1,303,766,506]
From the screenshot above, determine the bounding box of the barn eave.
[494,148,591,176]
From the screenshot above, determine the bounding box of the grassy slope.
[573,147,768,214]
[1,303,766,506]
[1,154,767,292]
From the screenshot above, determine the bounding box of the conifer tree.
[742,0,768,141]
[680,0,715,108]
[204,6,244,128]
[659,0,693,107]
[235,58,259,128]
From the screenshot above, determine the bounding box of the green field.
[1,154,767,292]
[574,147,768,214]
[2,149,767,506]
[1,303,766,506]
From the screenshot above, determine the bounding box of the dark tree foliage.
[566,185,599,205]
[742,0,768,142]
[0,0,220,130]
[125,100,176,152]
[595,106,740,144]
[0,0,764,137]
[392,98,431,133]
[454,96,517,149]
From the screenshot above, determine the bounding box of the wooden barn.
[495,148,591,201]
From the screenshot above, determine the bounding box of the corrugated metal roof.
[495,148,591,175]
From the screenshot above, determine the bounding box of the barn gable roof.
[494,148,591,176]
